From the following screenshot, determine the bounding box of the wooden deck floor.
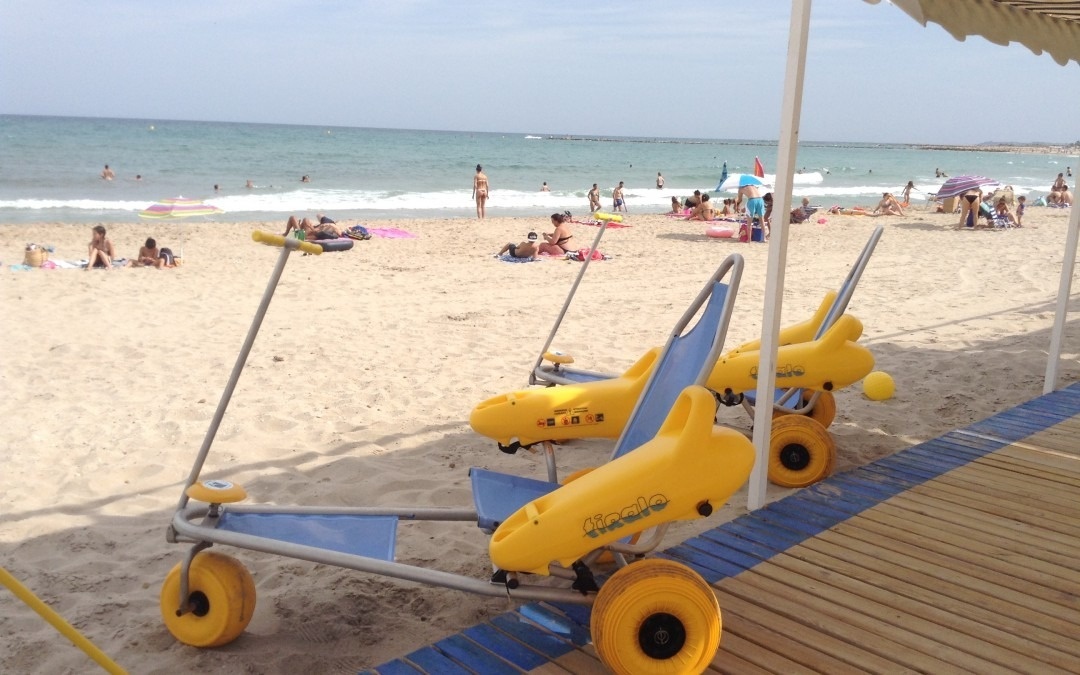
[367,383,1080,674]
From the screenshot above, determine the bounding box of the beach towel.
[366,227,417,239]
[25,258,129,269]
[575,219,630,228]
[495,254,541,263]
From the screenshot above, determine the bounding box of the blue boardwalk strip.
[461,624,550,671]
[400,645,471,674]
[432,633,522,674]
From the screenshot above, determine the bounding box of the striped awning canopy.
[864,1,1080,67]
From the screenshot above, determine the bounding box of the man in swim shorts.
[740,184,765,223]
[612,181,627,212]
[496,232,538,259]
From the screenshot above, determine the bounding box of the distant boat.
[524,135,542,139]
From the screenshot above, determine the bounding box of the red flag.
[753,157,765,178]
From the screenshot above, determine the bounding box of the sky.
[2,0,1079,146]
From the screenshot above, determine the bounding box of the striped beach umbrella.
[138,197,224,259]
[935,175,999,199]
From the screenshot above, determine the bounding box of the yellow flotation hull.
[471,348,658,446]
[469,313,874,447]
[489,386,754,574]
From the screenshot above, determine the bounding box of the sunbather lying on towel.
[283,215,344,240]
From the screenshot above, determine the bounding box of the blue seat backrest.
[613,280,730,459]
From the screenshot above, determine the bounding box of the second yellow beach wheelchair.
[161,235,755,675]
[470,226,884,488]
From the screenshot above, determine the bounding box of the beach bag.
[576,247,604,261]
[737,222,749,243]
[346,225,371,241]
[23,244,49,267]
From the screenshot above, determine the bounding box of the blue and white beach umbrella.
[718,174,769,192]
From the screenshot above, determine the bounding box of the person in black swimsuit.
[958,189,982,228]
[538,213,574,256]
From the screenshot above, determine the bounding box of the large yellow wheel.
[768,415,836,488]
[160,552,256,647]
[591,559,721,675]
[773,390,836,429]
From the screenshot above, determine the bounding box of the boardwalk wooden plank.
[760,551,1079,672]
[829,516,1080,617]
[434,633,523,674]
[895,483,1080,556]
[717,603,871,674]
[940,449,1080,494]
[792,535,1080,657]
[713,586,908,673]
[488,613,577,661]
[721,573,981,673]
[402,646,471,675]
[462,623,555,671]
[898,464,1080,531]
[812,524,1080,622]
[870,499,1080,581]
[708,629,806,674]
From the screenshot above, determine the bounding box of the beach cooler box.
[738,221,766,243]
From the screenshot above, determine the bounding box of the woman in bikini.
[958,188,982,228]
[538,213,573,256]
[87,225,115,270]
[473,164,489,220]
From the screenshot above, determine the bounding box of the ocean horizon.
[1,114,1075,225]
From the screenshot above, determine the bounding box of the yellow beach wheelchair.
[161,233,754,675]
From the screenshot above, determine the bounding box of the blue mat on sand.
[495,254,540,263]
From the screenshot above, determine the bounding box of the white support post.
[748,0,813,511]
[1044,171,1080,394]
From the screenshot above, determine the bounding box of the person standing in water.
[473,164,489,219]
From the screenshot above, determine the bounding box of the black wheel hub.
[188,591,210,617]
[781,443,811,471]
[638,612,686,660]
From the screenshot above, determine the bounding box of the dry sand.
[1,206,1077,673]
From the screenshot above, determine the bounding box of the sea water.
[0,114,1072,225]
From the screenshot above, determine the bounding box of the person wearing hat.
[496,231,539,259]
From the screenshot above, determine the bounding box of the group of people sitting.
[86,225,177,270]
[672,190,819,230]
[671,192,738,221]
[957,189,1025,229]
[1048,173,1074,206]
[496,212,574,260]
